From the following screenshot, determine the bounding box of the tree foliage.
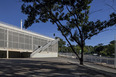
[107,12,116,26]
[91,40,115,57]
[21,0,116,65]
[55,37,66,52]
[110,40,115,45]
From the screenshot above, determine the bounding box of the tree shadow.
[0,58,115,77]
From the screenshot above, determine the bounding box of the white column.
[18,32,19,49]
[7,29,9,59]
[32,36,33,51]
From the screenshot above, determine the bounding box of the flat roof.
[0,21,54,41]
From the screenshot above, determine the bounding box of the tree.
[110,40,115,45]
[92,40,115,57]
[95,45,104,55]
[55,37,66,52]
[21,0,115,65]
[105,44,114,56]
[105,40,115,57]
[85,46,94,54]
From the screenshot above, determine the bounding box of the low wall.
[31,52,58,58]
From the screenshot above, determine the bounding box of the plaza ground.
[0,57,115,77]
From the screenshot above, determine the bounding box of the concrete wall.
[0,50,31,58]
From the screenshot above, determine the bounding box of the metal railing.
[30,39,59,57]
[59,52,115,68]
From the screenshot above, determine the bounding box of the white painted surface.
[7,29,9,58]
[31,52,58,58]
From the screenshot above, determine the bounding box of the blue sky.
[0,0,116,46]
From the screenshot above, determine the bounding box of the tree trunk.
[80,46,84,65]
[80,57,83,65]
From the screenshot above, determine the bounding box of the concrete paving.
[0,57,115,77]
[59,57,116,76]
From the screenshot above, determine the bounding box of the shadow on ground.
[0,58,115,77]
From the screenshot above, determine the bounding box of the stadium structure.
[0,21,58,58]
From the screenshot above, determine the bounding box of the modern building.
[0,22,58,58]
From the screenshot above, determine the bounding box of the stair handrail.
[41,38,59,51]
[33,46,41,52]
[31,46,42,56]
[30,38,59,57]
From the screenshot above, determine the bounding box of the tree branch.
[89,9,103,15]
[106,3,116,12]
[55,22,80,59]
[39,1,80,59]
[72,5,84,47]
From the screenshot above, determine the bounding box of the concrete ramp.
[30,39,59,58]
[30,52,58,58]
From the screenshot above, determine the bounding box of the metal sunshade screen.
[43,41,58,52]
[19,33,25,49]
[12,32,18,49]
[0,27,7,48]
[51,42,58,52]
[8,30,33,50]
[24,34,32,50]
[33,37,39,50]
[0,26,54,52]
[8,31,13,48]
[33,36,48,50]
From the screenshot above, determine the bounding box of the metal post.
[23,34,26,50]
[17,32,19,49]
[106,57,109,64]
[91,55,92,62]
[100,55,101,64]
[115,36,116,68]
[7,29,9,59]
[21,19,22,30]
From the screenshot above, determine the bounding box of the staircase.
[30,39,59,58]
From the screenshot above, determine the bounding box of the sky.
[0,0,116,46]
